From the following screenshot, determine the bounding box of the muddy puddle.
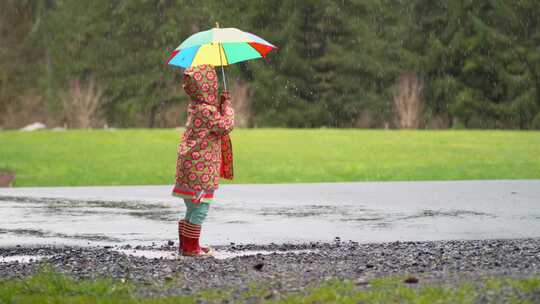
[113,248,317,260]
[0,250,314,264]
[0,181,539,247]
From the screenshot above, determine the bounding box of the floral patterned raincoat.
[172,64,234,203]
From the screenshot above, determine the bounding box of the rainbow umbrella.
[167,24,276,90]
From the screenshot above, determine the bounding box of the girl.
[172,64,234,257]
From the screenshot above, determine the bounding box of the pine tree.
[408,0,540,128]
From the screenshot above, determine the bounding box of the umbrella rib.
[221,43,230,66]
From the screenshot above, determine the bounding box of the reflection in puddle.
[0,255,51,263]
[114,249,317,260]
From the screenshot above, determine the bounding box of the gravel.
[1,238,540,297]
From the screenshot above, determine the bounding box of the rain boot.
[181,221,213,257]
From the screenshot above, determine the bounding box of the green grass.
[0,129,539,186]
[1,269,539,303]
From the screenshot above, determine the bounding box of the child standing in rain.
[172,64,234,257]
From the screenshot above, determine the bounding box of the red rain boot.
[180,221,213,257]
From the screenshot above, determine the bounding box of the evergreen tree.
[408,0,540,128]
[2,0,539,129]
[213,0,405,127]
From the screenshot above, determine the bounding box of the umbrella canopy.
[167,27,276,68]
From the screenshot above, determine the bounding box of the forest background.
[1,0,540,130]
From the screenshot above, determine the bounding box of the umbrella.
[167,23,276,90]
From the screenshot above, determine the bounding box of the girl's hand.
[219,91,232,112]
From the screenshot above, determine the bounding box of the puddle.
[115,249,178,259]
[1,181,540,246]
[259,205,364,218]
[259,205,336,217]
[0,228,122,242]
[0,255,51,263]
[114,249,317,260]
[400,209,495,220]
[127,210,177,221]
[213,249,317,260]
[0,196,168,211]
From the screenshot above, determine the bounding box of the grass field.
[1,270,539,303]
[0,129,539,187]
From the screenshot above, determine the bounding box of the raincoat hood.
[183,64,219,106]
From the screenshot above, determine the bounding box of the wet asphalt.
[0,180,539,247]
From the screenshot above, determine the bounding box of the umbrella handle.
[220,64,227,91]
[216,22,228,92]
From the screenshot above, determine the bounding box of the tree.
[3,0,539,129]
[45,0,213,127]
[407,0,540,128]
[212,0,405,127]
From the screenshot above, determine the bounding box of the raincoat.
[172,64,234,203]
